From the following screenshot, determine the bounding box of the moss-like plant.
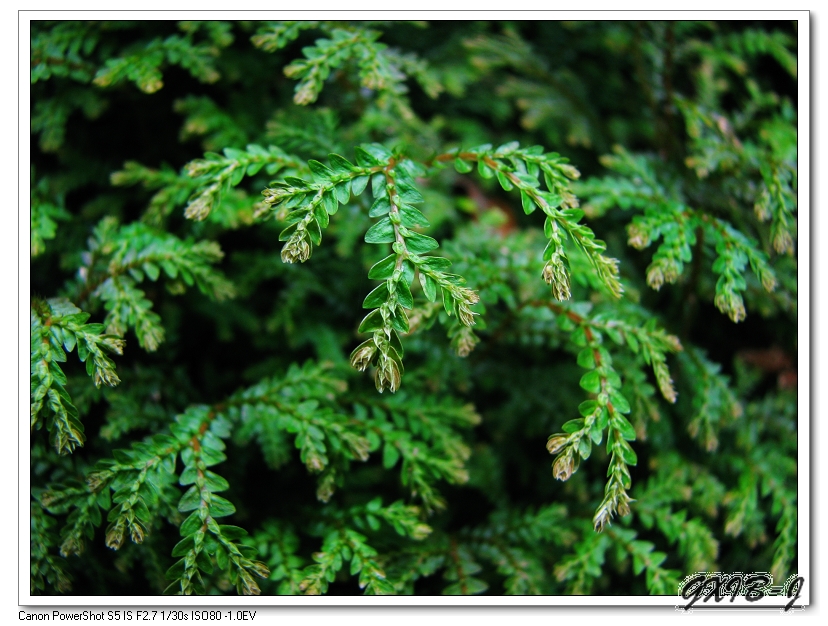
[30,19,798,596]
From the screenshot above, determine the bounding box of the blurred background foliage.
[31,19,798,596]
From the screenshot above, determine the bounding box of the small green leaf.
[613,416,636,441]
[597,407,609,430]
[562,418,584,433]
[308,160,333,181]
[165,559,186,581]
[578,400,598,417]
[177,486,201,512]
[204,470,229,492]
[322,191,339,215]
[396,280,414,309]
[209,495,236,518]
[96,489,111,510]
[313,202,330,229]
[328,153,354,174]
[419,271,438,301]
[333,179,350,203]
[284,192,307,209]
[230,167,245,187]
[62,331,77,354]
[454,158,473,173]
[399,205,430,228]
[363,143,393,161]
[399,159,426,178]
[477,160,495,179]
[47,357,67,382]
[441,287,453,316]
[172,536,195,557]
[358,310,384,333]
[179,466,198,486]
[390,308,409,334]
[218,525,248,541]
[133,498,151,524]
[632,553,645,575]
[579,370,602,394]
[203,431,229,452]
[514,173,539,188]
[279,223,298,242]
[371,173,386,198]
[544,216,556,239]
[578,436,592,460]
[562,207,583,222]
[418,256,451,271]
[577,348,595,369]
[365,218,396,244]
[521,190,536,215]
[200,447,227,467]
[368,255,397,280]
[369,197,392,217]
[398,184,424,205]
[496,170,513,191]
[389,329,404,357]
[143,262,160,281]
[307,219,322,245]
[382,443,400,469]
[571,326,588,347]
[609,392,631,414]
[354,146,379,167]
[618,441,638,466]
[352,175,370,196]
[363,283,390,308]
[405,232,439,254]
[285,208,306,225]
[196,549,214,574]
[180,512,203,536]
[224,148,244,160]
[161,259,178,278]
[215,544,228,570]
[590,421,604,445]
[401,259,415,286]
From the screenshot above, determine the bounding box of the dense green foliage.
[30,20,798,596]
